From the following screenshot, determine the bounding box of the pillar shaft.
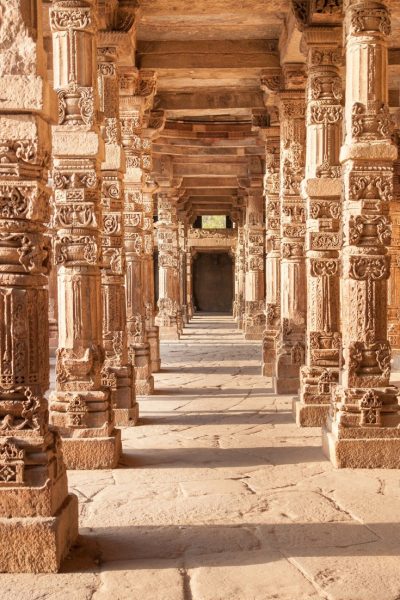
[244,190,265,339]
[323,0,400,468]
[178,221,188,326]
[388,133,400,365]
[49,0,121,469]
[296,28,343,426]
[120,70,156,395]
[273,65,307,394]
[262,125,281,375]
[97,42,138,426]
[233,221,245,328]
[155,191,181,339]
[0,0,78,571]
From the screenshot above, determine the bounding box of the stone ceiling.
[137,0,400,221]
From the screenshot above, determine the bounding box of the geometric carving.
[0,441,24,486]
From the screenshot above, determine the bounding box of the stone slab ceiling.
[137,1,400,218]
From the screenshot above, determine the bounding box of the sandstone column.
[120,70,157,395]
[243,187,266,340]
[155,187,182,340]
[388,130,400,366]
[323,0,400,468]
[273,65,307,394]
[234,216,245,329]
[141,111,165,372]
[262,119,281,376]
[97,42,138,426]
[49,0,121,469]
[295,28,343,426]
[142,176,161,372]
[186,248,194,319]
[0,0,78,571]
[178,220,188,326]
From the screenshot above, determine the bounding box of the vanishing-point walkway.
[2,315,400,599]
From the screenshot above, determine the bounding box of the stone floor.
[2,314,400,599]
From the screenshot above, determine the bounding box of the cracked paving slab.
[2,315,400,600]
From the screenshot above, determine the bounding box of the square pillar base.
[292,396,330,427]
[0,494,78,573]
[114,402,139,427]
[61,429,121,469]
[159,326,180,340]
[273,376,299,395]
[322,427,400,468]
[244,331,264,341]
[135,375,154,397]
[150,358,161,373]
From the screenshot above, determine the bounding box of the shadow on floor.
[118,445,325,469]
[139,411,295,427]
[64,520,398,573]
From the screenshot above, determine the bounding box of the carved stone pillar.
[388,130,400,366]
[120,70,156,396]
[141,111,165,373]
[186,249,194,319]
[178,220,188,326]
[323,0,400,468]
[49,0,121,469]
[142,177,161,372]
[243,188,265,339]
[273,65,307,394]
[295,29,343,426]
[262,123,281,376]
[234,218,245,328]
[155,189,182,339]
[0,0,78,572]
[97,43,138,426]
[48,264,59,356]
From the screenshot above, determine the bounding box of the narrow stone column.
[323,0,400,468]
[273,65,307,394]
[155,189,182,339]
[142,177,161,372]
[141,111,165,373]
[178,220,188,326]
[234,218,245,328]
[48,262,59,357]
[295,28,343,426]
[0,0,78,572]
[49,0,121,469]
[120,70,156,396]
[388,130,400,367]
[186,249,194,319]
[243,188,266,340]
[97,44,138,426]
[262,122,281,376]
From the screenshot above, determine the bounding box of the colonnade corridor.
[1,315,399,599]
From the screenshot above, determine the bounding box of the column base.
[0,493,78,573]
[60,429,121,469]
[244,331,264,341]
[150,358,161,373]
[114,402,139,427]
[273,377,299,394]
[147,326,161,373]
[392,349,400,370]
[322,426,400,469]
[159,326,180,340]
[292,396,330,427]
[135,376,154,397]
[262,331,278,376]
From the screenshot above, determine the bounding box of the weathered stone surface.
[5,317,400,592]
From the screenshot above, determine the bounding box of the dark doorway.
[193,252,233,313]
